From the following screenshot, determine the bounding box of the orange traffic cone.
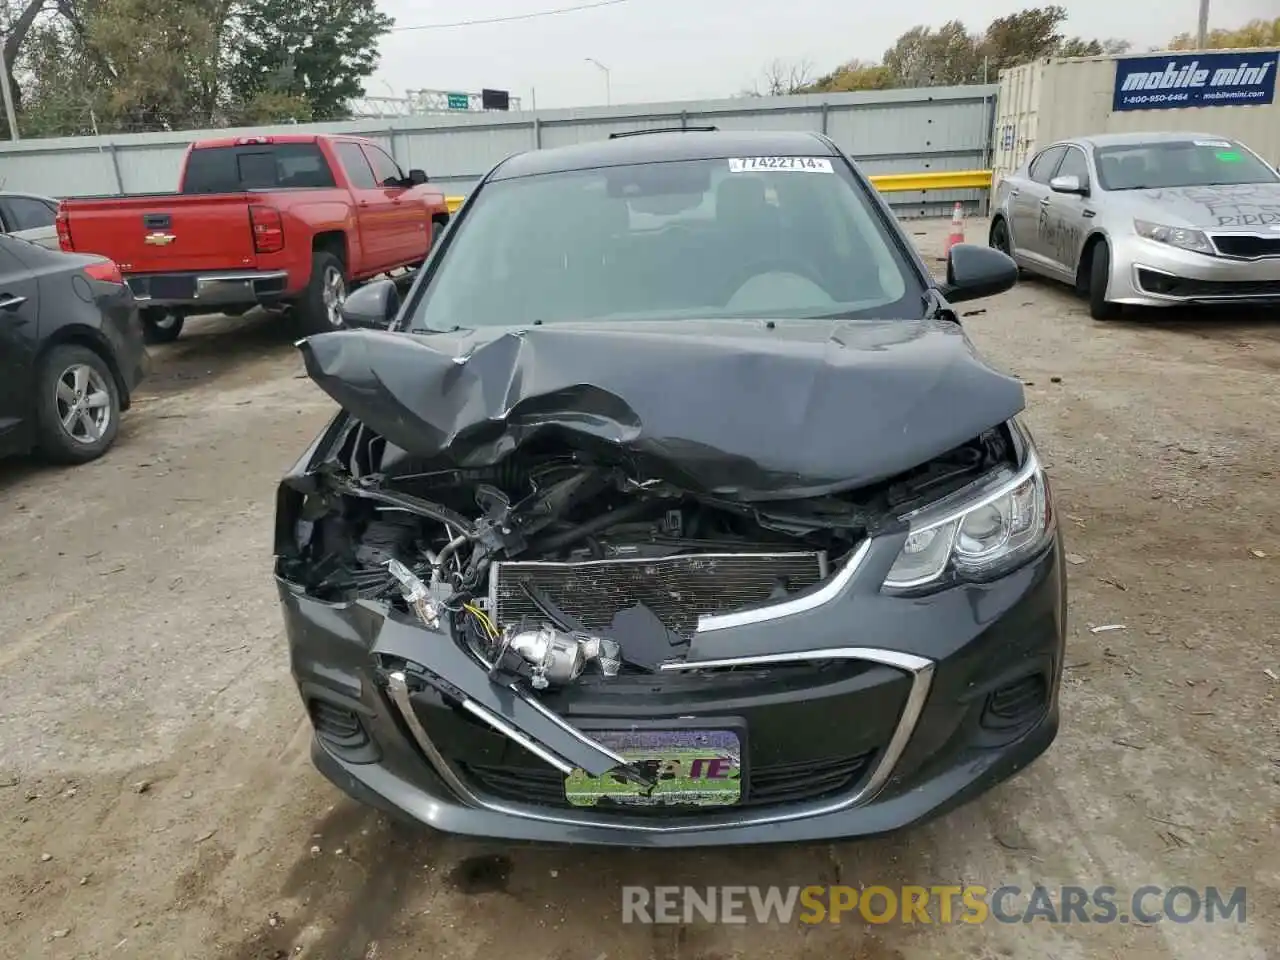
[944,202,965,253]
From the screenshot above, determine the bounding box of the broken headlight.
[883,450,1053,589]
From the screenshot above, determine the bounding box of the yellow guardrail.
[444,170,992,214]
[868,169,994,192]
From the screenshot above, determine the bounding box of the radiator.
[489,551,827,640]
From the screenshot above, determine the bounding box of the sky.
[371,0,1277,110]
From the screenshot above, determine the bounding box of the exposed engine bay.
[279,422,1017,690]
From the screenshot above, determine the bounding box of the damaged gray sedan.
[274,129,1067,846]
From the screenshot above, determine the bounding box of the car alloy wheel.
[54,362,113,445]
[322,265,347,328]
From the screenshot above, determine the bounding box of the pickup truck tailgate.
[61,193,260,274]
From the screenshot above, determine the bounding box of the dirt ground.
[1,218,1277,960]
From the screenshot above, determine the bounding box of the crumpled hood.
[297,318,1025,501]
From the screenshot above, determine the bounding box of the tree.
[769,6,1129,97]
[1056,36,1131,57]
[745,58,816,96]
[979,6,1067,77]
[224,0,393,121]
[882,21,983,87]
[804,60,894,93]
[1167,17,1280,50]
[0,0,66,135]
[86,0,229,131]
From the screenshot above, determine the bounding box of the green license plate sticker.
[565,729,742,808]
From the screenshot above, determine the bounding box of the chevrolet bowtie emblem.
[144,232,176,245]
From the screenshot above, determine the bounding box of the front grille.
[456,750,875,813]
[1212,234,1280,259]
[491,551,826,640]
[1137,269,1280,300]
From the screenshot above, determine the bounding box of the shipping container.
[992,47,1280,187]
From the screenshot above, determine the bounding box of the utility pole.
[586,58,611,106]
[1196,0,1210,49]
[0,41,19,141]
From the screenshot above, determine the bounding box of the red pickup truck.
[55,134,450,342]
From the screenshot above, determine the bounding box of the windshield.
[409,156,922,331]
[1095,140,1278,191]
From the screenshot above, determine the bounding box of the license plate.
[149,276,196,300]
[565,729,742,808]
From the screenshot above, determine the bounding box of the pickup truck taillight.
[56,208,73,251]
[250,204,284,254]
[83,259,124,285]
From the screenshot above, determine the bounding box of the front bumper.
[125,270,290,311]
[281,529,1067,847]
[1109,235,1280,306]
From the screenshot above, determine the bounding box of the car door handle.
[1083,209,1096,218]
[1008,189,1019,197]
[1039,197,1052,206]
[0,294,27,311]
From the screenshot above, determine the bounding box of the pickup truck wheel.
[296,252,348,335]
[35,345,121,465]
[142,310,184,344]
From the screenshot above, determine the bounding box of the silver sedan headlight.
[1133,219,1214,255]
[884,450,1054,589]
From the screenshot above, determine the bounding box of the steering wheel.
[722,256,830,303]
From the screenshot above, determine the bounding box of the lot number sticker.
[729,157,833,173]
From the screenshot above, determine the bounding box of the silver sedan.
[990,132,1280,319]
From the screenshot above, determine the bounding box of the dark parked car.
[0,191,60,249]
[0,235,147,464]
[274,129,1066,846]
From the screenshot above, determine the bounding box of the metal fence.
[0,85,997,217]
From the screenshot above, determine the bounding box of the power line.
[391,0,630,33]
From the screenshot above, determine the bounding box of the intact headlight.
[1133,219,1214,255]
[884,451,1054,589]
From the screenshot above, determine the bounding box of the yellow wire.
[464,602,499,639]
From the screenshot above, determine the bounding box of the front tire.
[295,252,348,336]
[35,344,121,465]
[989,217,1025,278]
[989,217,1012,255]
[1087,242,1122,320]
[142,310,184,344]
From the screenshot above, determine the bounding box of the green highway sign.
[446,93,469,110]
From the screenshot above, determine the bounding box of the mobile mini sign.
[1112,51,1278,111]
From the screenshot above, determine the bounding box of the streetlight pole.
[1196,0,1209,49]
[586,58,611,106]
[0,41,19,141]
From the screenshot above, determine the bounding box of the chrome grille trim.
[386,647,934,833]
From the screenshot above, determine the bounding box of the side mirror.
[340,278,400,329]
[407,169,429,185]
[938,243,1018,304]
[1049,174,1087,195]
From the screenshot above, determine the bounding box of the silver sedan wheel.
[54,363,112,445]
[322,266,347,328]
